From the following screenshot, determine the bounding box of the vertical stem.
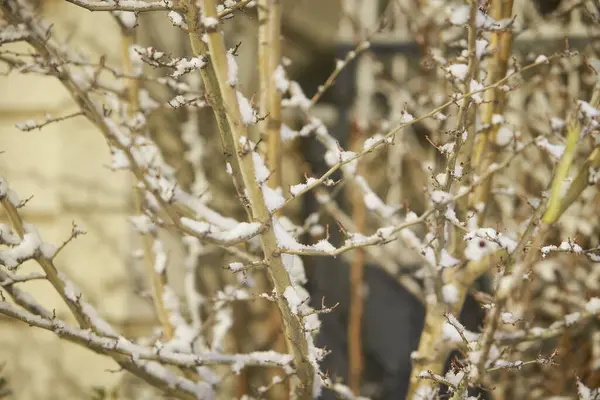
[260,2,289,397]
[471,0,515,223]
[258,0,270,128]
[348,124,365,395]
[439,0,479,258]
[451,0,481,255]
[120,25,174,340]
[342,1,373,392]
[267,0,283,189]
[345,0,374,389]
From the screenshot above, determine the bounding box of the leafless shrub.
[1,0,600,399]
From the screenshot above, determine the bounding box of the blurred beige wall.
[0,2,145,398]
